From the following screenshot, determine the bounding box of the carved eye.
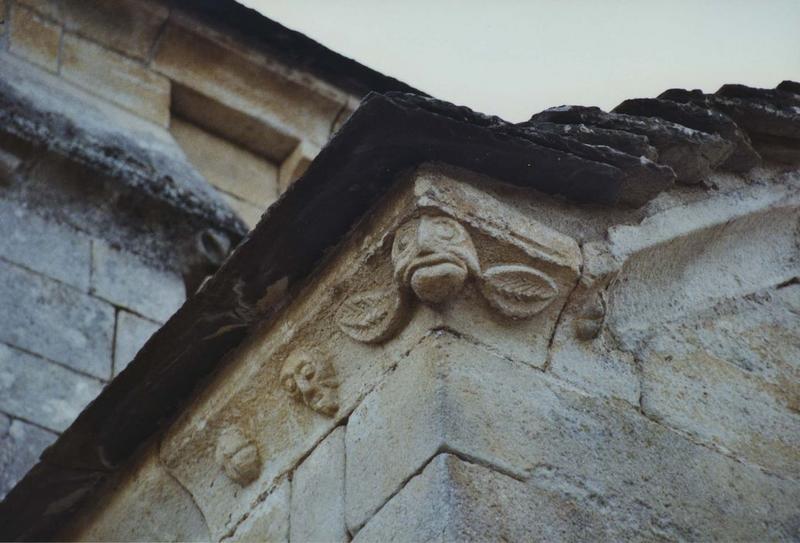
[300,363,316,379]
[283,376,296,392]
[394,227,413,254]
[432,218,458,241]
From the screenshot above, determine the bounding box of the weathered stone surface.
[291,427,347,543]
[14,0,59,20]
[514,122,676,200]
[349,334,800,540]
[0,0,5,35]
[113,310,160,376]
[68,449,211,542]
[91,241,185,323]
[640,284,800,479]
[530,105,733,184]
[61,33,171,126]
[0,259,113,378]
[61,0,169,61]
[0,342,103,432]
[660,85,800,164]
[0,52,247,238]
[223,480,290,543]
[0,200,91,291]
[171,118,279,207]
[606,182,800,351]
[527,120,659,160]
[0,414,56,500]
[777,80,800,96]
[614,97,761,172]
[8,4,60,72]
[547,242,639,405]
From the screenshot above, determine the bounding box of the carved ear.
[479,264,559,319]
[336,284,409,343]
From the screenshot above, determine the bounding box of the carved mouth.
[405,253,467,283]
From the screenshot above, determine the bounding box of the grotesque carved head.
[391,215,480,304]
[215,426,261,486]
[280,349,339,417]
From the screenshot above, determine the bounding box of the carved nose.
[416,225,438,254]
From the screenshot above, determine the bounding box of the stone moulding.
[337,212,565,344]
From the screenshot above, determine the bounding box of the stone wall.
[63,164,800,541]
[0,0,360,498]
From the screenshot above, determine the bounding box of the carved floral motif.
[337,214,561,343]
[215,426,261,486]
[280,348,340,416]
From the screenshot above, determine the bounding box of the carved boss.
[215,426,261,486]
[337,214,560,343]
[280,348,340,416]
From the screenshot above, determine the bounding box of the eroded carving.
[392,215,480,304]
[281,348,339,416]
[215,426,261,486]
[574,291,607,340]
[479,264,559,318]
[337,213,562,343]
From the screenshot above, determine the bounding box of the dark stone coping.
[0,84,796,539]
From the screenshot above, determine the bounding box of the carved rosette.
[336,214,560,343]
[280,348,340,416]
[215,426,261,486]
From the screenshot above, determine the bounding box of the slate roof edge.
[1,83,798,539]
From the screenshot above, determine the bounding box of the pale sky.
[242,0,800,122]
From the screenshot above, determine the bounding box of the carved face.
[391,215,479,304]
[280,349,339,416]
[215,426,261,486]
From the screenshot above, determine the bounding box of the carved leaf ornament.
[335,285,408,344]
[479,264,558,318]
[336,215,560,343]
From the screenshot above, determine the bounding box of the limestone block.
[345,332,800,539]
[61,0,169,61]
[0,200,91,291]
[14,0,59,20]
[8,4,61,72]
[113,310,160,376]
[640,284,800,479]
[358,452,800,542]
[223,480,289,543]
[152,21,344,160]
[220,192,263,230]
[69,448,211,542]
[355,454,622,543]
[547,241,640,405]
[0,414,56,500]
[0,259,114,378]
[90,241,185,323]
[0,343,103,432]
[607,182,800,351]
[291,427,347,543]
[278,140,319,193]
[61,33,171,126]
[171,118,279,206]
